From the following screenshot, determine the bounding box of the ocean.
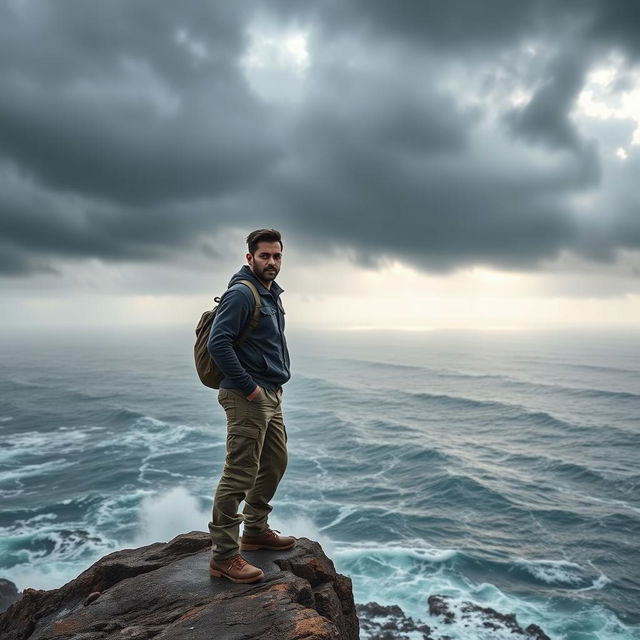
[1,326,639,639]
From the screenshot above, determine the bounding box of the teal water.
[1,327,639,639]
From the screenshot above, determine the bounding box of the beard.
[252,263,279,282]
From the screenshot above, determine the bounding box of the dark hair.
[246,228,283,255]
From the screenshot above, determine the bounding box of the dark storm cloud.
[0,1,276,205]
[1,0,639,278]
[302,0,640,59]
[588,0,640,58]
[267,127,586,272]
[505,48,592,151]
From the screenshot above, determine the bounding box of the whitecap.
[93,488,155,528]
[0,459,73,483]
[317,505,360,532]
[0,427,99,462]
[514,557,585,585]
[2,542,120,592]
[1,512,59,536]
[573,562,613,593]
[335,542,458,563]
[131,486,208,546]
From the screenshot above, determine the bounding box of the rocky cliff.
[0,531,358,640]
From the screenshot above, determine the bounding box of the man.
[207,228,294,583]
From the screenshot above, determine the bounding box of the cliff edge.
[0,532,552,640]
[0,531,358,640]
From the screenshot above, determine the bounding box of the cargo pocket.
[226,425,262,469]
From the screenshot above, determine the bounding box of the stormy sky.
[1,0,640,329]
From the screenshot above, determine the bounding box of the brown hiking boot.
[209,554,264,583]
[240,528,296,551]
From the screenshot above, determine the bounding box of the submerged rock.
[358,595,550,640]
[357,601,433,639]
[427,595,551,639]
[0,531,358,640]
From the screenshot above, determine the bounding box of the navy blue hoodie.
[207,265,291,396]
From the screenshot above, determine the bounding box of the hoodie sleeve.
[207,287,258,396]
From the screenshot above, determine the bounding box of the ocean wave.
[109,417,212,459]
[330,382,588,435]
[573,572,614,593]
[479,375,640,403]
[0,518,115,569]
[0,527,120,592]
[93,489,155,528]
[317,356,519,382]
[514,557,592,586]
[311,357,427,374]
[130,486,209,547]
[515,409,581,431]
[557,485,640,516]
[532,457,611,484]
[0,459,74,484]
[317,504,361,532]
[5,378,49,389]
[302,358,640,402]
[335,540,459,564]
[408,390,507,411]
[564,362,640,376]
[0,488,200,578]
[338,542,610,594]
[0,427,105,462]
[335,542,625,638]
[425,471,517,510]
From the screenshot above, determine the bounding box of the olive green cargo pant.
[208,387,288,560]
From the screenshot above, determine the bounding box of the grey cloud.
[588,0,640,58]
[0,243,55,276]
[269,145,579,273]
[0,163,241,273]
[286,0,568,53]
[0,1,276,205]
[1,0,640,281]
[505,47,592,151]
[298,0,640,61]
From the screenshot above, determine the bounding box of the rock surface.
[0,578,20,613]
[0,531,358,640]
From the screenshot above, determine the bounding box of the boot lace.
[229,554,248,570]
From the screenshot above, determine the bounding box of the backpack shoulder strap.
[235,279,262,347]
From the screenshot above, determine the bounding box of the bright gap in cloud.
[242,29,310,73]
[577,55,640,153]
[285,35,310,69]
[240,25,310,103]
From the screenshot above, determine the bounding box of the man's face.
[247,241,282,284]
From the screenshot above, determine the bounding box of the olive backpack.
[194,280,261,388]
